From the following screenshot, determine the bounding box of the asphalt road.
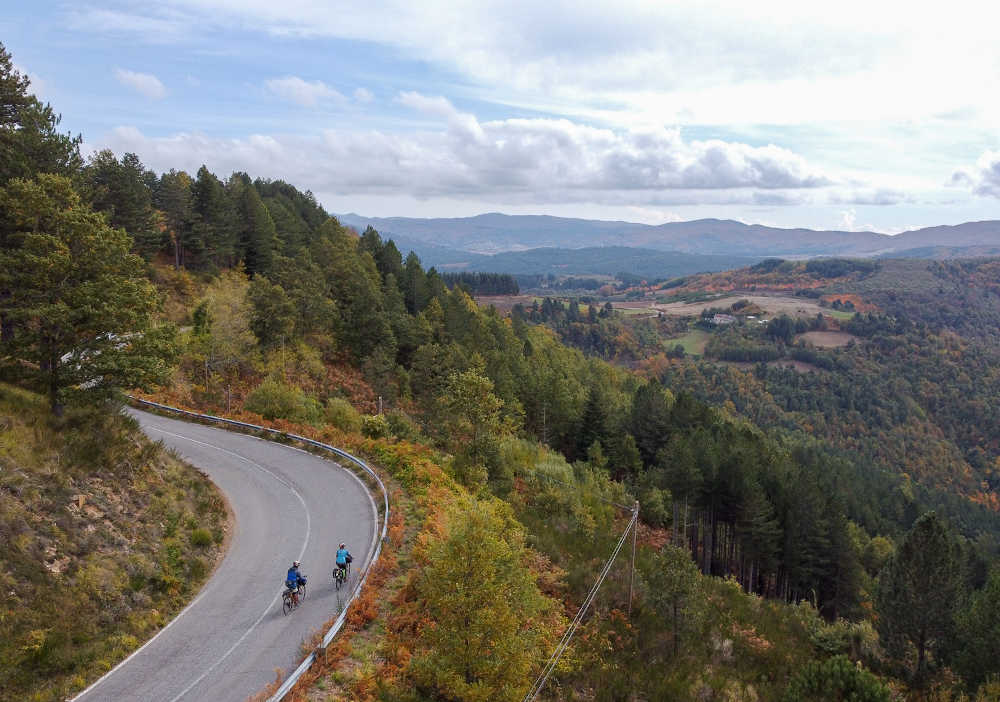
[73,408,378,702]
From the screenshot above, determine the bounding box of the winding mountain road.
[73,408,378,702]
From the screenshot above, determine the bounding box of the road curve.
[73,408,378,702]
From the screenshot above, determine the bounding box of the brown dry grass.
[798,331,856,348]
[649,294,833,319]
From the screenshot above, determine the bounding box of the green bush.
[385,409,422,441]
[782,655,890,702]
[188,557,208,580]
[189,528,212,548]
[361,414,391,439]
[638,485,670,528]
[245,378,323,425]
[325,397,362,434]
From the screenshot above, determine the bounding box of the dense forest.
[3,40,1000,700]
[440,271,520,295]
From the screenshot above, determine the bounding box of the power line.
[522,510,638,702]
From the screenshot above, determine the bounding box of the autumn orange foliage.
[820,293,877,313]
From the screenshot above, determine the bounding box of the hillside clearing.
[651,294,840,319]
[669,329,712,355]
[798,331,856,348]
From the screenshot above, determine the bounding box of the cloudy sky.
[6,1,1000,231]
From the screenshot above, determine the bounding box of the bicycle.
[282,588,297,615]
[333,562,349,590]
[281,575,307,615]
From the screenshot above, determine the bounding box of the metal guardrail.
[126,397,389,702]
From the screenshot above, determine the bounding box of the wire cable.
[522,510,637,702]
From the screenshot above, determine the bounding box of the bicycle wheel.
[298,584,306,601]
[282,595,292,616]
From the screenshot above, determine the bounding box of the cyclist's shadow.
[318,572,354,609]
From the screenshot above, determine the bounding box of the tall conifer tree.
[876,512,961,683]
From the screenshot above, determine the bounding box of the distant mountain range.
[338,212,1000,257]
[335,212,1000,280]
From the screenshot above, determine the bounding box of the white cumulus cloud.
[952,151,1000,199]
[91,94,839,210]
[265,76,345,107]
[114,68,167,99]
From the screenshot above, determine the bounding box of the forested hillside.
[4,40,1000,701]
[638,259,1000,524]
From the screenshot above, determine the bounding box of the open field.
[619,305,659,317]
[826,308,856,320]
[798,331,856,347]
[668,329,712,355]
[640,294,838,319]
[476,294,537,313]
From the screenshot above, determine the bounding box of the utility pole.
[628,499,639,618]
[280,336,286,382]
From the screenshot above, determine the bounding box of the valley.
[4,30,1000,702]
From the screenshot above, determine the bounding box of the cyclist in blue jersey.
[285,560,306,604]
[335,543,352,578]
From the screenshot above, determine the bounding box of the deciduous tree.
[409,497,561,702]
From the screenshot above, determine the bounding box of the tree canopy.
[0,175,175,412]
[409,497,562,702]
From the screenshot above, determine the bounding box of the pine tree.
[0,42,31,127]
[576,385,610,460]
[876,512,961,683]
[646,545,705,656]
[247,275,295,348]
[380,239,405,284]
[630,381,674,466]
[82,150,160,257]
[782,655,890,702]
[739,479,781,593]
[0,175,175,412]
[236,184,277,276]
[955,567,1000,689]
[154,170,193,269]
[269,251,337,339]
[0,42,82,188]
[311,219,394,362]
[190,165,237,268]
[403,251,430,314]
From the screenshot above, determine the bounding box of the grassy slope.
[671,329,712,356]
[0,384,228,702]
